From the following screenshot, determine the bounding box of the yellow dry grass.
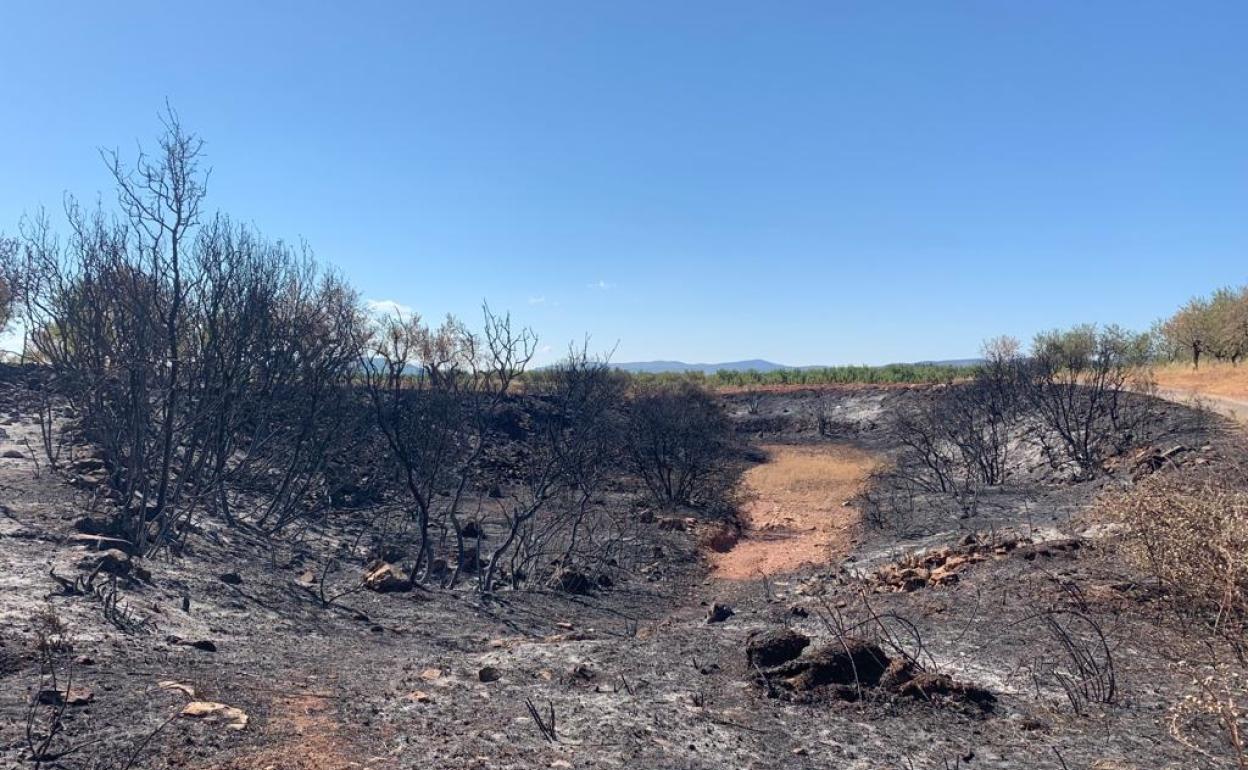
[710,443,883,580]
[1152,362,1248,402]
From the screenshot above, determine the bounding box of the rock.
[746,629,810,668]
[295,570,317,586]
[70,457,106,473]
[78,548,147,581]
[378,545,409,563]
[69,472,107,490]
[167,636,217,652]
[181,700,248,730]
[219,572,243,585]
[701,525,740,553]
[69,533,134,554]
[404,690,433,703]
[705,603,734,624]
[419,667,442,681]
[754,637,996,709]
[478,666,502,683]
[544,630,593,643]
[73,517,113,536]
[1019,538,1082,561]
[895,671,996,709]
[656,517,686,531]
[549,569,594,595]
[569,664,596,681]
[2,449,24,459]
[767,638,890,692]
[928,567,960,587]
[36,686,94,706]
[363,563,410,593]
[879,657,918,689]
[158,680,197,697]
[897,567,930,591]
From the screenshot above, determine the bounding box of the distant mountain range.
[612,358,981,374]
[612,359,788,374]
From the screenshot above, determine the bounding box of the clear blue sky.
[1,2,1245,365]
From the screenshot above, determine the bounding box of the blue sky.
[1,2,1245,365]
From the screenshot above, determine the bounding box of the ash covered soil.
[0,379,1233,770]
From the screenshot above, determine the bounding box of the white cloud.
[587,279,614,290]
[527,295,547,305]
[364,298,415,318]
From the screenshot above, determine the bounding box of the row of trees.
[631,362,974,388]
[1160,285,1248,368]
[0,114,740,592]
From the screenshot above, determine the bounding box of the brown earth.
[221,690,360,770]
[1153,361,1248,402]
[710,444,882,579]
[1151,363,1248,424]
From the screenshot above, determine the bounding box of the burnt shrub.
[624,381,741,514]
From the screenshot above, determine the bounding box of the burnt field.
[0,366,1241,770]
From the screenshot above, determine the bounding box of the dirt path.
[710,444,882,580]
[1155,386,1248,425]
[223,689,367,770]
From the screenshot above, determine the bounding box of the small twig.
[524,698,557,742]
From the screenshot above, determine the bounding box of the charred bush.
[873,330,1160,528]
[624,381,741,514]
[1025,324,1157,477]
[9,112,367,554]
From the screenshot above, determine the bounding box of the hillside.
[2,368,1242,769]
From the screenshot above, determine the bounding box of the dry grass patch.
[1108,461,1248,641]
[710,444,882,580]
[1099,459,1248,767]
[1153,362,1248,402]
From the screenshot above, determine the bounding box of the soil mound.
[746,628,810,668]
[750,633,995,711]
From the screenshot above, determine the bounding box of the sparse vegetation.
[1,114,1247,770]
[630,362,976,389]
[1,117,741,600]
[1110,461,1248,645]
[1160,285,1248,369]
[875,325,1159,523]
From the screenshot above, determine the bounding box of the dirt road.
[1155,386,1248,424]
[710,444,881,579]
